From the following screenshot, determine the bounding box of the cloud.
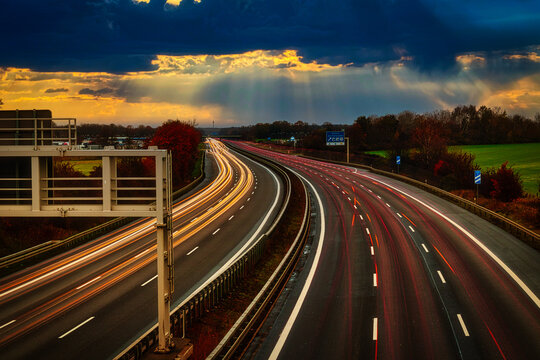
[0,0,539,74]
[78,87,115,97]
[45,88,69,93]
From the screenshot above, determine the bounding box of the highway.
[0,139,284,359]
[230,142,540,360]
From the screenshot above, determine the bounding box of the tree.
[411,116,448,169]
[480,162,523,202]
[148,120,201,188]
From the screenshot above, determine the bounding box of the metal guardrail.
[0,150,207,276]
[208,173,310,359]
[114,144,296,360]
[300,154,540,250]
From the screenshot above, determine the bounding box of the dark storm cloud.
[45,88,69,93]
[1,0,539,73]
[78,87,114,96]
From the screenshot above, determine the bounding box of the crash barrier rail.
[114,144,297,360]
[0,150,206,276]
[300,154,540,250]
[208,178,310,359]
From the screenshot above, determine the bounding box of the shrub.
[480,162,524,202]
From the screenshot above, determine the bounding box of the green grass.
[66,160,101,175]
[450,143,540,195]
[364,150,388,158]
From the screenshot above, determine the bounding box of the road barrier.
[0,151,207,277]
[115,144,307,360]
[300,155,540,250]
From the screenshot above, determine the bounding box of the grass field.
[364,143,540,194]
[65,159,101,175]
[450,143,540,195]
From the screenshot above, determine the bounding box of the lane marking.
[252,191,255,195]
[186,246,199,256]
[386,203,391,207]
[134,248,152,259]
[247,197,251,202]
[0,320,16,330]
[212,228,220,235]
[76,276,101,290]
[457,314,470,336]
[190,217,198,223]
[437,270,446,284]
[408,225,415,233]
[373,318,378,340]
[377,195,382,199]
[354,205,357,209]
[141,275,158,287]
[240,205,244,210]
[396,213,402,218]
[421,243,429,253]
[366,228,370,235]
[360,215,364,221]
[373,273,377,287]
[370,246,374,255]
[59,317,95,339]
[348,197,351,201]
[270,173,325,360]
[228,215,234,221]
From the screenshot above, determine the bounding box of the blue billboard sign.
[326,131,345,146]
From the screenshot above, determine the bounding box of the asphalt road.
[232,142,540,360]
[0,139,284,359]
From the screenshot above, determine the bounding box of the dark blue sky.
[1,0,539,124]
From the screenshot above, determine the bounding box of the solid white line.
[269,173,325,360]
[229,215,234,221]
[141,274,158,287]
[421,243,429,253]
[363,174,540,309]
[437,270,446,284]
[212,228,220,235]
[0,320,16,330]
[186,246,199,256]
[370,246,374,255]
[366,228,370,235]
[457,314,470,336]
[373,318,378,340]
[59,317,95,339]
[408,225,415,233]
[240,205,244,210]
[373,273,377,287]
[396,213,402,218]
[76,276,101,290]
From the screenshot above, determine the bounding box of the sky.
[1,0,539,126]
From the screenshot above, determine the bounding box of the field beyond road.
[451,143,540,195]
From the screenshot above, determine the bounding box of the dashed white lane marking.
[377,195,382,199]
[228,215,234,221]
[457,314,470,336]
[354,205,358,209]
[366,228,370,235]
[437,270,446,284]
[348,197,351,201]
[252,191,255,195]
[135,248,152,258]
[360,215,364,220]
[0,320,16,330]
[373,273,377,287]
[141,274,158,287]
[421,243,429,253]
[190,217,198,223]
[370,246,374,255]
[386,203,391,207]
[59,317,95,339]
[247,197,251,202]
[187,246,199,256]
[212,228,220,235]
[396,213,402,218]
[240,205,244,210]
[408,225,415,233]
[373,318,378,340]
[76,276,101,290]
[368,189,373,193]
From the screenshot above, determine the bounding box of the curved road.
[0,139,284,359]
[231,142,540,360]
